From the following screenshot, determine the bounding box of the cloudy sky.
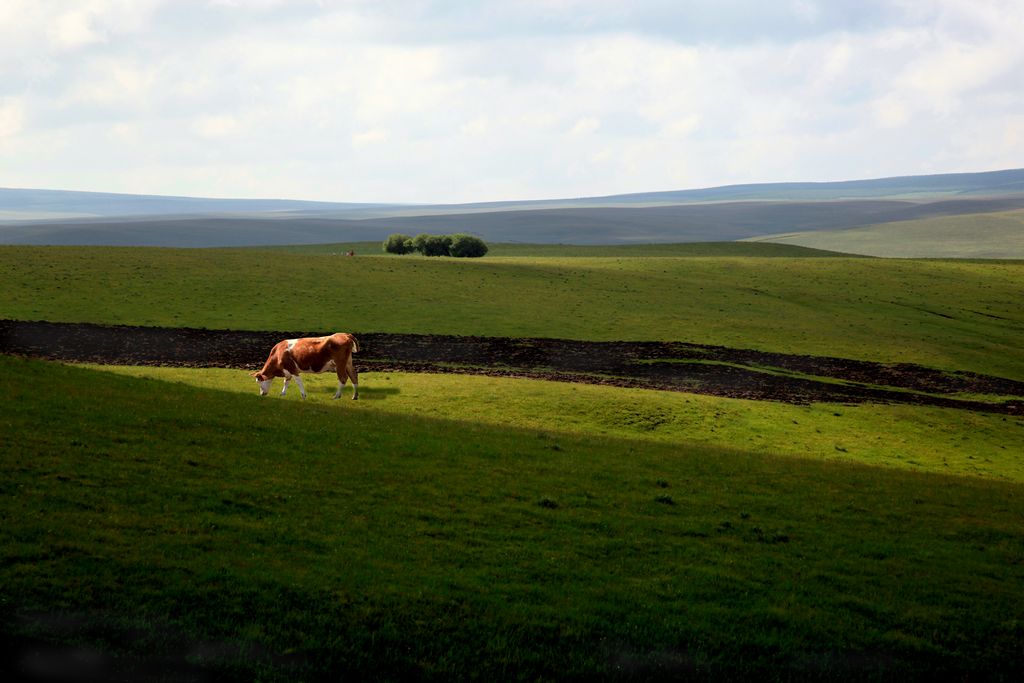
[2,0,1023,203]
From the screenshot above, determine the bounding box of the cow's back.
[327,333,356,351]
[264,334,356,376]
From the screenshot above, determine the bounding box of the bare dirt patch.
[2,319,1022,414]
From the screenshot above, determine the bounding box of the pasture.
[270,240,851,258]
[3,356,1024,680]
[2,242,1024,679]
[93,365,1024,481]
[2,244,1022,379]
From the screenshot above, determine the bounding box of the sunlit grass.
[95,365,1024,483]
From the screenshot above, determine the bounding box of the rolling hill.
[0,187,401,219]
[748,209,1024,259]
[2,168,1024,254]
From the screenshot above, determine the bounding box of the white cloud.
[48,8,106,48]
[460,117,491,137]
[663,115,700,139]
[570,117,600,135]
[895,41,1018,114]
[350,46,454,122]
[32,0,160,51]
[2,1,1023,201]
[0,98,25,139]
[871,95,911,128]
[817,39,852,84]
[63,57,160,108]
[192,114,238,139]
[351,128,390,148]
[108,122,141,143]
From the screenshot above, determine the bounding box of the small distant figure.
[345,250,356,257]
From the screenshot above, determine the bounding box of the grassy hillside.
[5,240,1024,678]
[2,245,1022,380]
[269,241,852,257]
[3,356,1023,680]
[752,209,1024,259]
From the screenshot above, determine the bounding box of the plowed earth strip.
[2,319,1022,415]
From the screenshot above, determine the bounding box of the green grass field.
[269,241,853,258]
[2,244,1022,379]
[3,242,1024,679]
[3,356,1023,680]
[97,365,1024,483]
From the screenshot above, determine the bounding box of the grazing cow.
[252,333,359,400]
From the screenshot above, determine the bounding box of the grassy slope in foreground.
[2,356,1024,680]
[751,209,1024,259]
[2,245,1022,381]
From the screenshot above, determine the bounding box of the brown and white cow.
[252,333,359,400]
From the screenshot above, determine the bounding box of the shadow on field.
[1,610,305,683]
[2,319,1023,415]
[350,386,401,400]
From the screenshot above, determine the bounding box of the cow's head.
[251,371,272,396]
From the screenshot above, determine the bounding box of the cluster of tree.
[383,233,489,257]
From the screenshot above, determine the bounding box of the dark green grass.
[2,245,1023,379]
[2,356,1023,680]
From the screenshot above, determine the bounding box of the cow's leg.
[333,369,344,400]
[292,375,307,400]
[334,353,358,400]
[347,356,359,400]
[280,375,290,396]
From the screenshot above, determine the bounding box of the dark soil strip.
[2,319,1022,415]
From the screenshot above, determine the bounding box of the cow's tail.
[350,335,359,353]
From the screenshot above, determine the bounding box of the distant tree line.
[383,233,489,257]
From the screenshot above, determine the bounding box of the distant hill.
[748,209,1024,259]
[313,167,1024,212]
[0,187,402,219]
[2,169,1024,255]
[580,167,1024,204]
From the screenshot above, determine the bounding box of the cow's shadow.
[323,387,400,401]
